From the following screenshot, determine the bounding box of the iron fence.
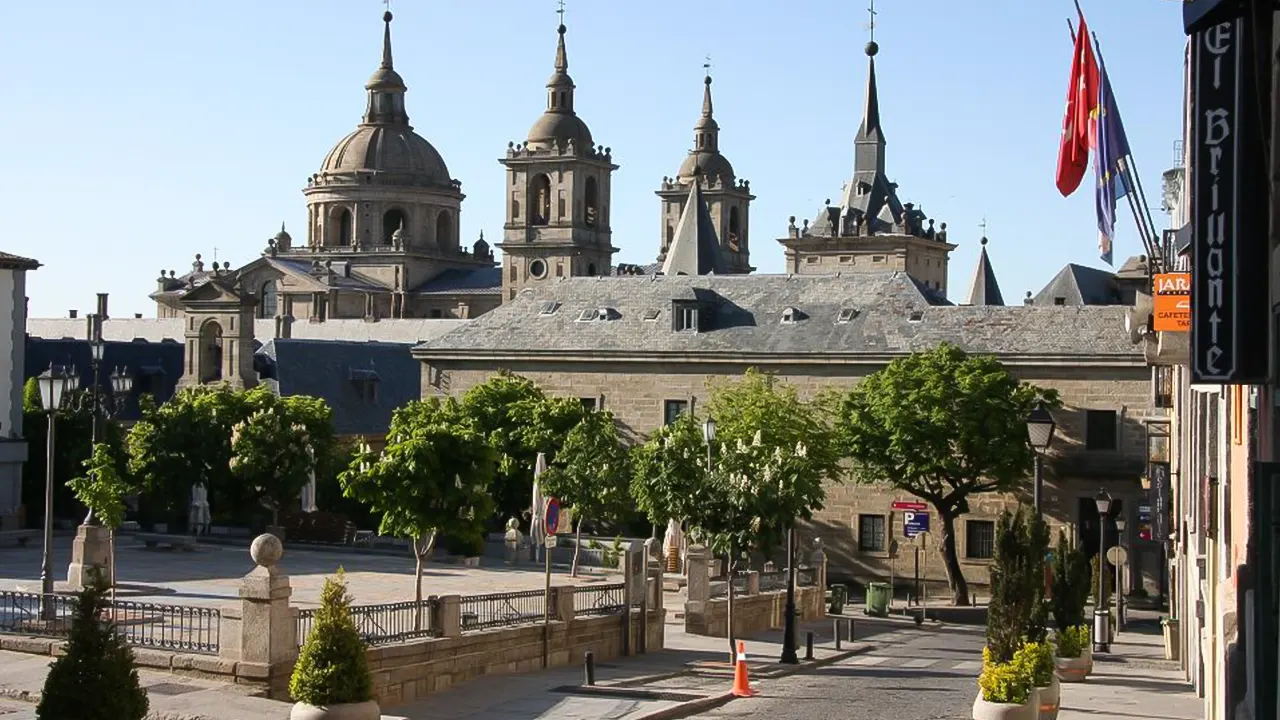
[797,567,817,587]
[0,590,220,654]
[296,598,440,647]
[460,589,545,631]
[759,571,788,592]
[573,583,627,617]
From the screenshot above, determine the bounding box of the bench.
[0,529,38,547]
[135,533,198,551]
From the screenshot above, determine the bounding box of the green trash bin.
[828,584,848,615]
[865,582,891,617]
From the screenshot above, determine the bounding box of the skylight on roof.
[837,308,859,324]
[908,310,924,322]
[538,301,561,316]
[642,309,661,321]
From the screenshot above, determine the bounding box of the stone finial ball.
[865,40,879,57]
[250,534,283,567]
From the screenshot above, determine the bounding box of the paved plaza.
[0,535,622,608]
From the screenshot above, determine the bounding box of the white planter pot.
[1036,675,1060,720]
[972,688,1039,720]
[1053,654,1088,683]
[290,701,381,720]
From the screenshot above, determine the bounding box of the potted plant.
[1049,531,1093,681]
[1020,641,1058,720]
[1052,624,1089,682]
[974,646,1039,720]
[1017,518,1057,720]
[289,571,379,720]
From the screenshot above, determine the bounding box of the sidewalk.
[1057,614,1199,720]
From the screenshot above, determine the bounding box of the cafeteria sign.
[1154,273,1191,333]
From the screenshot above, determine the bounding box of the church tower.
[656,73,754,273]
[498,21,617,302]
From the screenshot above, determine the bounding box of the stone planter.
[1053,654,1088,683]
[290,701,380,720]
[972,688,1040,720]
[1162,620,1180,661]
[1082,644,1093,676]
[1036,675,1060,720]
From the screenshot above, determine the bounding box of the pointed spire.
[693,73,720,153]
[661,169,724,276]
[381,10,394,70]
[555,22,568,73]
[858,50,883,143]
[543,21,576,113]
[701,74,714,118]
[965,237,1005,306]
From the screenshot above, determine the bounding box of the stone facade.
[0,251,36,531]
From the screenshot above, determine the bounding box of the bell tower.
[498,20,617,302]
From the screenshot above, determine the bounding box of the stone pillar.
[66,525,112,591]
[219,535,296,676]
[435,594,461,638]
[746,570,760,596]
[811,538,828,592]
[686,544,711,604]
[551,585,575,623]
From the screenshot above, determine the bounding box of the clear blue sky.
[0,0,1186,318]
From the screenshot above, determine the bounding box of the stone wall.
[684,586,825,638]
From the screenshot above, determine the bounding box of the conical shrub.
[37,571,148,720]
[289,570,373,706]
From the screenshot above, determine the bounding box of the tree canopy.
[230,407,314,526]
[835,343,1058,604]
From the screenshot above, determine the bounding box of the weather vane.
[868,0,877,43]
[557,0,565,25]
[383,0,391,11]
[704,54,712,77]
[979,216,988,237]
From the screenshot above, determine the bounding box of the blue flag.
[1093,57,1132,266]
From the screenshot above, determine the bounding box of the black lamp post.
[36,365,71,621]
[1093,489,1113,653]
[88,337,104,444]
[780,524,799,664]
[1025,402,1057,518]
[1114,516,1127,632]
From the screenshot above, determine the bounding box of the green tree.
[630,412,709,532]
[21,385,98,529]
[230,407,313,526]
[835,344,1058,605]
[289,571,373,707]
[36,571,148,720]
[987,509,1036,664]
[340,398,495,627]
[1050,530,1092,633]
[22,377,40,413]
[69,442,135,598]
[540,410,632,576]
[460,371,584,525]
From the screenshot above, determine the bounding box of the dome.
[679,151,734,184]
[319,125,450,184]
[366,66,406,90]
[527,112,593,149]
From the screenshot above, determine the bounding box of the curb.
[632,691,736,720]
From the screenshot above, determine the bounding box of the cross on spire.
[557,0,565,26]
[979,216,988,237]
[383,0,391,11]
[703,54,712,77]
[868,0,877,43]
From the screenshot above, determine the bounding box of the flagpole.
[1089,30,1163,267]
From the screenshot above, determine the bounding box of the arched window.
[435,210,453,249]
[258,280,278,319]
[329,207,352,246]
[584,177,599,228]
[728,206,742,251]
[531,175,551,226]
[383,208,407,246]
[587,263,597,277]
[199,320,223,384]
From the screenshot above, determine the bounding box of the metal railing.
[296,598,440,648]
[759,571,788,592]
[460,589,544,631]
[0,591,220,654]
[573,583,627,617]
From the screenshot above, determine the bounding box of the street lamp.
[1025,402,1056,517]
[1114,516,1127,632]
[36,365,71,621]
[88,337,104,443]
[1093,489,1113,653]
[109,366,133,397]
[702,417,716,470]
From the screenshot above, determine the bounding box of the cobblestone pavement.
[690,618,986,720]
[0,536,621,608]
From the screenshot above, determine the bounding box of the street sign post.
[542,497,560,669]
[892,501,928,512]
[544,498,561,537]
[904,511,930,539]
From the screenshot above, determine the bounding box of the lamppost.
[1025,402,1057,518]
[1114,516,1127,632]
[780,523,799,664]
[88,335,104,444]
[1093,489,1113,653]
[703,417,734,659]
[36,365,71,621]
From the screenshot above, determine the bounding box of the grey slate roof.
[661,180,724,275]
[257,339,420,436]
[1033,264,1122,306]
[965,244,1004,306]
[28,317,468,345]
[415,271,1139,360]
[25,336,184,421]
[411,267,501,295]
[0,251,39,270]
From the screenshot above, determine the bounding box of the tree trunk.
[938,509,971,606]
[572,518,583,578]
[726,542,736,662]
[412,533,436,631]
[109,528,116,620]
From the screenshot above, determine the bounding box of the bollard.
[833,618,842,650]
[584,651,596,686]
[806,631,815,661]
[848,616,855,642]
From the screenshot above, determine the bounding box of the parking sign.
[904,511,930,538]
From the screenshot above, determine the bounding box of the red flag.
[1055,12,1100,197]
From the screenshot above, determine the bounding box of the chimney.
[134,313,142,319]
[69,309,78,319]
[96,293,109,319]
[274,315,293,339]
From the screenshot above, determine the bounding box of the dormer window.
[908,310,924,322]
[539,301,561,316]
[349,368,380,404]
[642,309,661,321]
[672,301,699,332]
[576,307,618,322]
[837,308,860,324]
[780,307,808,324]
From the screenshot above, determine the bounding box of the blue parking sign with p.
[904,511,930,538]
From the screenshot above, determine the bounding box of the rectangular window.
[858,515,886,553]
[429,308,443,319]
[965,520,995,560]
[580,397,597,412]
[1085,410,1118,451]
[663,400,688,426]
[839,255,852,264]
[673,303,699,332]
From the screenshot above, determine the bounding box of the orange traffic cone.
[731,640,755,697]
